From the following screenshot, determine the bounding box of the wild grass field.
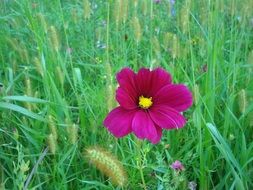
[0,0,253,189]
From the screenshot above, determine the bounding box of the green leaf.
[206,123,245,190]
[0,102,46,122]
[2,96,48,103]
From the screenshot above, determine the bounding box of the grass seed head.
[71,8,78,24]
[83,0,92,20]
[48,115,58,140]
[122,0,129,23]
[242,1,253,18]
[131,16,142,44]
[114,0,128,26]
[180,0,191,34]
[37,13,48,33]
[49,26,60,52]
[114,0,121,26]
[47,133,57,154]
[152,36,161,58]
[238,89,247,114]
[105,63,112,81]
[133,0,138,9]
[34,57,44,77]
[193,84,199,105]
[85,147,127,187]
[20,49,29,63]
[104,63,115,111]
[55,66,65,87]
[25,76,32,97]
[106,84,115,112]
[247,50,253,65]
[141,1,148,16]
[171,34,180,59]
[163,32,173,50]
[67,124,78,144]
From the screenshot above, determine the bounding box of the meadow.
[0,0,253,189]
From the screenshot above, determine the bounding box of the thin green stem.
[136,139,147,190]
[139,165,147,190]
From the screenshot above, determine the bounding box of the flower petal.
[103,107,136,138]
[116,68,138,98]
[154,84,193,112]
[116,87,137,110]
[152,125,163,144]
[149,105,186,129]
[135,68,152,96]
[132,110,161,144]
[135,67,172,97]
[150,68,172,92]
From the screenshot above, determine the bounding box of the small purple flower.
[170,160,184,171]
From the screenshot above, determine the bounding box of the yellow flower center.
[138,96,153,109]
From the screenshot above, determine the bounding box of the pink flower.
[103,67,192,144]
[170,160,184,171]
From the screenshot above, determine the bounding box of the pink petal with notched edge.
[103,107,136,138]
[149,105,186,129]
[116,68,138,98]
[135,68,172,97]
[116,87,137,110]
[132,110,161,144]
[150,68,172,93]
[154,84,193,112]
[135,68,152,96]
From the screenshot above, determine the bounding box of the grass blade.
[0,102,46,122]
[206,123,245,189]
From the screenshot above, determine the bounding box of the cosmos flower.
[103,67,192,144]
[170,160,184,171]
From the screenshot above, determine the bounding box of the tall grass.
[0,0,253,189]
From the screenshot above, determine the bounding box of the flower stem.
[139,165,147,190]
[136,139,147,190]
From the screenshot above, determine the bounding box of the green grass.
[0,0,253,189]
